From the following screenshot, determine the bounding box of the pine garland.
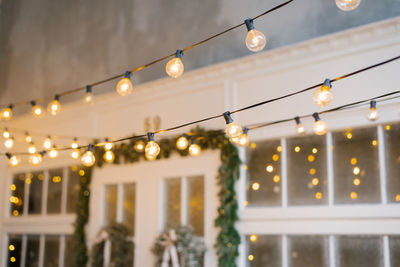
[73,128,241,267]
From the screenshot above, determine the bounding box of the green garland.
[73,127,241,267]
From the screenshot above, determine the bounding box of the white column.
[326,132,335,206]
[281,139,288,207]
[377,125,388,204]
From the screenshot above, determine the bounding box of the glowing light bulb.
[25,133,32,143]
[4,138,14,149]
[29,152,43,166]
[367,100,379,121]
[43,136,52,150]
[313,113,328,136]
[134,140,145,152]
[28,143,37,154]
[189,143,201,157]
[30,101,44,118]
[166,50,184,78]
[145,133,160,160]
[232,128,250,147]
[104,139,113,151]
[295,117,306,134]
[48,145,58,158]
[313,79,333,107]
[83,85,94,103]
[103,150,115,163]
[71,149,80,159]
[47,95,61,116]
[81,144,96,167]
[245,19,267,52]
[116,71,133,96]
[336,0,361,11]
[223,111,243,139]
[176,135,189,150]
[3,128,10,138]
[1,105,13,121]
[6,153,20,167]
[71,138,79,149]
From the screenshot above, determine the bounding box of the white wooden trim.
[59,235,65,267]
[42,170,49,215]
[326,132,335,206]
[383,235,391,267]
[281,138,288,208]
[282,235,288,267]
[38,234,44,267]
[329,235,335,267]
[378,125,388,204]
[117,183,124,223]
[61,168,68,215]
[181,176,188,226]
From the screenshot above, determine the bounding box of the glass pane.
[26,235,40,267]
[385,123,400,203]
[64,235,75,267]
[10,173,25,217]
[123,183,136,235]
[288,235,329,267]
[104,185,118,226]
[187,176,204,236]
[7,234,22,267]
[287,135,328,205]
[165,178,181,228]
[28,172,44,214]
[47,168,63,214]
[44,235,60,267]
[333,127,380,204]
[390,236,400,267]
[246,235,281,267]
[67,166,80,213]
[336,236,383,267]
[247,140,282,207]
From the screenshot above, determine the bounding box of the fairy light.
[83,85,94,103]
[6,153,20,167]
[232,128,250,147]
[295,116,305,134]
[43,136,52,150]
[29,151,45,166]
[3,128,10,138]
[81,144,96,167]
[47,95,61,116]
[166,50,184,78]
[367,100,379,121]
[71,138,79,149]
[313,113,328,136]
[313,79,333,107]
[31,101,44,118]
[4,137,14,149]
[134,139,145,152]
[223,111,243,139]
[104,139,113,151]
[336,0,361,11]
[176,135,189,150]
[71,149,80,159]
[49,146,59,158]
[28,143,37,154]
[1,105,13,121]
[145,132,160,160]
[188,139,201,157]
[116,71,133,96]
[25,132,32,143]
[103,150,115,163]
[244,19,267,52]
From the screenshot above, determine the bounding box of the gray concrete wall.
[0,0,399,114]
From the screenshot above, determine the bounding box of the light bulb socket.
[39,151,46,156]
[47,135,51,139]
[147,132,155,142]
[370,100,377,109]
[7,104,13,109]
[5,153,11,159]
[124,71,131,79]
[312,113,321,122]
[88,144,94,152]
[73,137,78,141]
[54,95,60,101]
[105,138,109,142]
[30,101,36,106]
[223,111,234,124]
[245,19,255,31]
[25,131,29,136]
[175,50,183,59]
[322,79,332,89]
[86,85,92,93]
[243,128,249,134]
[295,116,302,125]
[4,127,8,131]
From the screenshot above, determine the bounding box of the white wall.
[1,16,400,266]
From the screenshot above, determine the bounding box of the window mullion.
[282,235,288,267]
[181,177,188,225]
[383,235,391,267]
[377,125,388,204]
[329,235,336,267]
[117,184,124,223]
[23,172,30,216]
[38,235,45,267]
[59,235,65,267]
[281,138,288,208]
[61,168,69,214]
[20,235,27,267]
[42,170,49,216]
[326,132,335,206]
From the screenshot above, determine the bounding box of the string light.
[71,149,80,159]
[313,79,333,107]
[134,139,145,152]
[244,19,267,52]
[6,153,20,167]
[116,71,133,96]
[29,151,45,166]
[47,95,61,116]
[166,50,184,78]
[294,116,305,134]
[81,144,96,167]
[71,138,79,149]
[3,128,10,138]
[1,105,13,121]
[28,143,37,154]
[31,101,44,118]
[367,100,379,121]
[176,135,189,150]
[83,85,94,103]
[4,137,14,149]
[43,136,52,150]
[104,139,113,150]
[49,146,59,158]
[232,128,250,147]
[312,113,328,136]
[335,0,361,11]
[103,150,115,163]
[25,132,32,143]
[188,139,201,157]
[223,111,243,139]
[145,132,160,160]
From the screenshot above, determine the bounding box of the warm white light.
[25,133,32,143]
[313,113,328,136]
[313,79,333,107]
[29,153,43,166]
[166,51,184,78]
[176,136,189,150]
[116,72,133,96]
[246,30,266,52]
[103,150,115,163]
[43,137,52,150]
[49,147,58,158]
[32,105,44,118]
[3,129,10,139]
[336,0,361,11]
[81,148,96,167]
[145,141,160,160]
[232,132,250,147]
[134,140,145,152]
[71,139,79,149]
[367,101,379,121]
[104,141,113,151]
[296,124,305,134]
[1,107,12,121]
[8,155,20,167]
[4,138,14,149]
[226,121,243,139]
[28,143,37,154]
[83,86,93,103]
[47,97,61,116]
[71,149,80,159]
[189,143,201,157]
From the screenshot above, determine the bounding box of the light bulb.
[43,136,52,150]
[145,133,160,160]
[3,129,10,138]
[49,146,58,158]
[7,154,20,167]
[313,79,333,107]
[71,149,80,159]
[29,153,43,166]
[28,143,37,154]
[25,133,32,143]
[295,117,306,134]
[313,113,328,136]
[166,50,184,78]
[176,135,189,150]
[104,140,113,151]
[223,111,243,139]
[134,140,145,152]
[30,101,44,118]
[367,100,379,121]
[189,143,201,157]
[245,19,267,52]
[103,150,115,163]
[81,144,96,167]
[232,128,250,147]
[4,138,14,149]
[71,138,79,149]
[336,0,361,11]
[47,95,61,116]
[83,85,94,103]
[1,105,13,121]
[116,71,133,96]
